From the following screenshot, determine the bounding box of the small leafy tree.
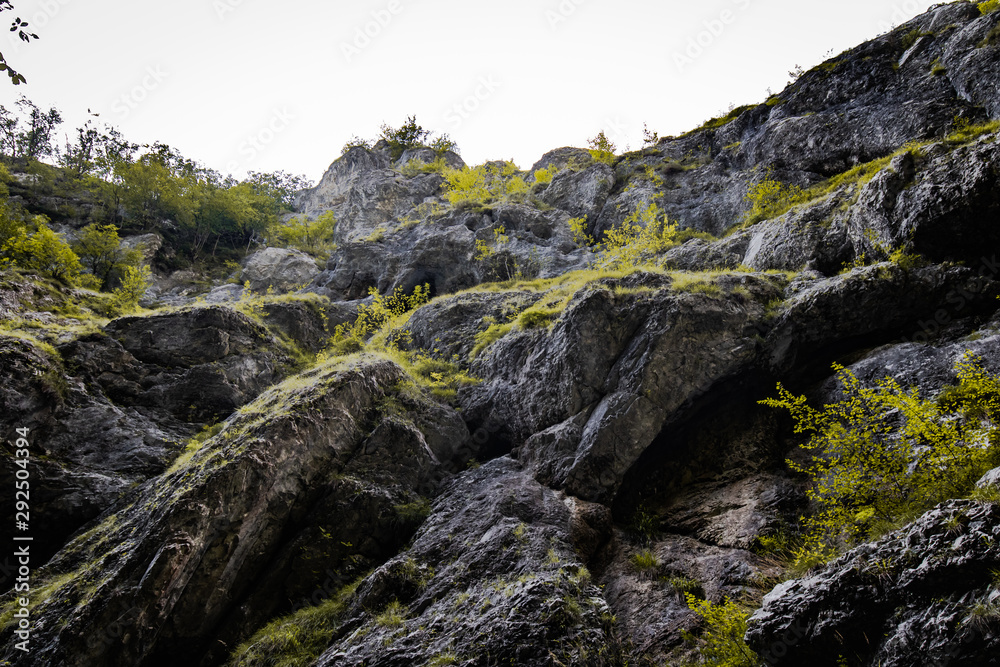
[60,120,102,177]
[110,264,151,314]
[380,115,431,160]
[429,133,459,155]
[10,219,83,284]
[327,283,431,355]
[642,123,659,147]
[243,170,312,211]
[278,211,336,255]
[14,96,62,159]
[73,223,143,290]
[761,356,1000,568]
[567,217,593,247]
[0,96,62,159]
[588,131,617,166]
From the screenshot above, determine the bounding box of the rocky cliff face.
[4,3,1000,666]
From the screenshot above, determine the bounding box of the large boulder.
[747,500,1000,667]
[0,358,472,667]
[241,247,321,292]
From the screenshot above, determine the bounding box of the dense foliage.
[762,355,1000,568]
[0,97,312,274]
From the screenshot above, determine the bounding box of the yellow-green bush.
[587,131,617,166]
[761,355,1000,568]
[568,217,593,247]
[6,220,83,284]
[979,0,999,14]
[277,211,336,256]
[596,203,678,271]
[533,167,554,185]
[682,594,759,667]
[110,265,151,315]
[743,174,805,226]
[73,223,143,290]
[443,161,527,208]
[326,283,431,355]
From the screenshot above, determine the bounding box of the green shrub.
[380,115,430,161]
[533,167,554,185]
[930,58,947,76]
[341,134,372,154]
[587,131,617,166]
[326,283,431,354]
[682,594,758,667]
[979,0,999,14]
[567,216,593,247]
[277,211,336,256]
[9,220,83,284]
[400,156,448,177]
[443,161,527,207]
[596,202,677,271]
[743,174,804,225]
[761,354,1000,568]
[110,265,151,315]
[429,134,459,155]
[73,223,143,290]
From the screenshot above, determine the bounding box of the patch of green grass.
[662,576,703,597]
[374,600,407,628]
[980,22,1000,47]
[684,104,755,136]
[979,0,999,15]
[227,578,362,666]
[629,549,660,571]
[400,156,449,176]
[739,141,925,228]
[166,422,225,474]
[930,58,947,76]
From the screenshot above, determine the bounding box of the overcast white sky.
[0,0,940,183]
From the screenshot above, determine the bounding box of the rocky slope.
[4,2,1000,666]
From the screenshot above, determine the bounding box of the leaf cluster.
[762,355,1000,568]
